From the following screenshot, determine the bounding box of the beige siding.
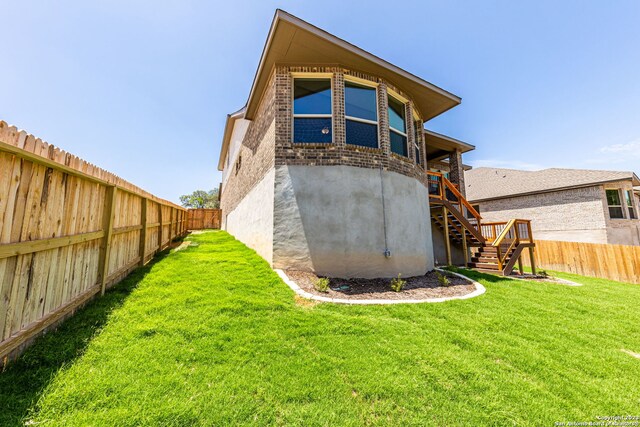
[478,186,609,244]
[602,181,640,245]
[476,181,640,245]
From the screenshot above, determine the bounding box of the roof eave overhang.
[244,9,461,121]
[468,177,638,203]
[424,129,475,161]
[217,108,246,172]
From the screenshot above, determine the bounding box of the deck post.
[529,246,537,275]
[517,254,524,276]
[443,206,452,266]
[461,228,468,266]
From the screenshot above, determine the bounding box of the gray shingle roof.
[465,167,640,202]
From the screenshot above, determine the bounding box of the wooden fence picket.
[522,239,640,284]
[0,120,187,364]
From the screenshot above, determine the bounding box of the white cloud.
[469,159,545,171]
[599,139,640,155]
[583,138,640,168]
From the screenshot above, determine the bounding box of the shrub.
[314,278,330,293]
[390,274,406,292]
[436,270,451,287]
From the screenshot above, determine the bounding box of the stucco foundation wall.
[273,165,434,278]
[477,186,609,244]
[225,168,275,264]
[431,225,466,266]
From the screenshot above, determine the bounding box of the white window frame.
[387,90,408,157]
[626,189,637,219]
[412,109,423,166]
[413,139,421,164]
[291,73,334,144]
[606,189,625,220]
[344,76,379,148]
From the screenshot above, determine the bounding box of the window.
[293,78,332,143]
[626,190,637,219]
[466,204,480,219]
[388,95,407,157]
[345,81,378,148]
[413,120,421,165]
[606,189,624,219]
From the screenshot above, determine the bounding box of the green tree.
[179,188,219,209]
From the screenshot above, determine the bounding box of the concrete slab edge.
[274,268,486,305]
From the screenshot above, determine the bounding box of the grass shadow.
[0,249,172,426]
[445,267,516,284]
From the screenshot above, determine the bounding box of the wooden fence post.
[169,208,174,241]
[138,197,147,267]
[98,186,117,295]
[157,203,163,252]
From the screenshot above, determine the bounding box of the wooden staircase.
[427,171,536,276]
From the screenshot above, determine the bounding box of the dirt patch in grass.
[508,273,582,286]
[285,269,476,300]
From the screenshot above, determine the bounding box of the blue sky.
[2,1,639,203]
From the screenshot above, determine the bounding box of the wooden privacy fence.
[0,121,188,364]
[522,240,640,284]
[187,208,221,230]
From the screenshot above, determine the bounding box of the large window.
[345,81,378,148]
[626,190,637,219]
[413,120,421,165]
[606,189,624,219]
[293,78,332,143]
[388,95,407,157]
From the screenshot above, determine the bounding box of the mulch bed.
[285,269,477,300]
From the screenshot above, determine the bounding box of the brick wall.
[220,71,276,215]
[602,181,640,245]
[222,66,441,216]
[478,185,609,243]
[274,66,430,187]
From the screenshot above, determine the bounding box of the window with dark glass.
[413,120,421,165]
[293,78,332,143]
[388,95,407,157]
[345,81,378,148]
[466,204,481,220]
[606,189,624,219]
[626,190,637,219]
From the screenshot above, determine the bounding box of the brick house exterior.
[465,167,640,246]
[218,10,474,277]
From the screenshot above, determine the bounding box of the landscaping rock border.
[275,268,486,305]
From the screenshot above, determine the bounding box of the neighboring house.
[218,10,492,278]
[465,167,640,246]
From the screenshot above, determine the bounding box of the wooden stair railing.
[427,171,536,275]
[427,171,483,239]
[485,219,535,275]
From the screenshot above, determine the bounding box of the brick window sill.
[292,142,336,149]
[391,153,414,164]
[344,144,383,154]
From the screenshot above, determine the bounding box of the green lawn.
[2,231,640,426]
